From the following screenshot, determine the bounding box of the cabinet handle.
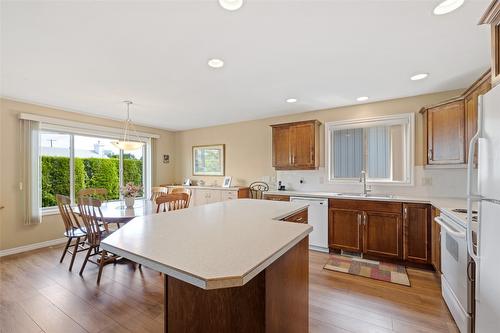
[428,148,433,161]
[357,213,361,226]
[292,155,296,165]
[296,217,303,222]
[363,212,367,225]
[404,207,408,219]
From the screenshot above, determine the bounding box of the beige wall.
[0,98,176,251]
[174,90,463,186]
[0,90,463,251]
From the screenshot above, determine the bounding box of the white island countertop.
[101,199,312,290]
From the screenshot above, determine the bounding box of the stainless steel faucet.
[359,170,371,196]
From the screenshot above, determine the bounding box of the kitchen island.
[101,199,312,333]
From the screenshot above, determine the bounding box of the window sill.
[42,208,60,216]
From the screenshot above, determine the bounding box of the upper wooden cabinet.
[480,1,500,86]
[271,120,320,170]
[423,99,465,165]
[464,72,491,165]
[421,71,491,167]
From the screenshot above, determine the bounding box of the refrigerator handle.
[466,95,482,263]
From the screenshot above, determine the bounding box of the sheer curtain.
[19,118,41,224]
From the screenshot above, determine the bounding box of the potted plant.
[121,182,143,208]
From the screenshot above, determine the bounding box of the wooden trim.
[461,70,491,97]
[479,0,500,25]
[419,96,464,114]
[0,238,67,257]
[269,119,321,128]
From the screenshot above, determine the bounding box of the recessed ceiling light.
[286,98,298,103]
[219,0,244,11]
[433,0,464,15]
[410,73,429,81]
[356,96,369,102]
[208,58,224,68]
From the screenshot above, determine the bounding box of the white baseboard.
[0,238,67,257]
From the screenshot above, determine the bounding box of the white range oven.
[435,208,477,333]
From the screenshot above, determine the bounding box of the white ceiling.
[1,0,491,131]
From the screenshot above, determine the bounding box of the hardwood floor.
[0,245,458,333]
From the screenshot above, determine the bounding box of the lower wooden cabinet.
[364,211,402,259]
[329,199,402,260]
[263,194,290,202]
[328,208,363,252]
[431,207,442,272]
[329,199,432,266]
[403,203,431,264]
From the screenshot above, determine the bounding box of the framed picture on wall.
[192,144,225,176]
[222,176,232,188]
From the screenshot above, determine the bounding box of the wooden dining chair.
[77,196,117,284]
[56,194,88,271]
[169,188,192,207]
[249,182,269,199]
[155,193,190,213]
[150,186,168,202]
[77,188,109,201]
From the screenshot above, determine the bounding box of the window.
[326,113,414,184]
[41,131,149,209]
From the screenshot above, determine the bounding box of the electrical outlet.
[422,177,432,186]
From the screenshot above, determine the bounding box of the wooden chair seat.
[64,225,106,238]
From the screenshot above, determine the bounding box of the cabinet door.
[221,190,238,201]
[431,208,441,272]
[206,190,222,204]
[363,211,402,259]
[272,126,291,169]
[290,122,315,168]
[427,100,465,165]
[465,78,491,166]
[193,189,208,206]
[329,208,363,253]
[403,203,431,264]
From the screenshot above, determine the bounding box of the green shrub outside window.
[41,156,142,207]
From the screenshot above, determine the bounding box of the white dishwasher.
[290,197,329,253]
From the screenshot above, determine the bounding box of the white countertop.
[266,190,472,225]
[101,199,312,290]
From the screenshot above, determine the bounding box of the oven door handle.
[434,216,466,239]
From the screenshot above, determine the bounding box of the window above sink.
[325,113,414,185]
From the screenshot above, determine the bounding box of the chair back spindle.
[150,186,168,201]
[249,182,270,200]
[78,197,106,246]
[56,194,84,234]
[155,193,190,213]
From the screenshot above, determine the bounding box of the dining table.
[75,198,156,224]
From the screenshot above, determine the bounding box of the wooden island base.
[165,237,309,333]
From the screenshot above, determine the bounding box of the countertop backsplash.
[275,166,476,199]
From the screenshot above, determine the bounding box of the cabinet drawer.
[264,194,290,202]
[221,190,238,201]
[282,209,308,223]
[329,198,401,214]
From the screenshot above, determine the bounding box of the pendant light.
[111,101,145,151]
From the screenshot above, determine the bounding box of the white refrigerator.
[467,84,500,333]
